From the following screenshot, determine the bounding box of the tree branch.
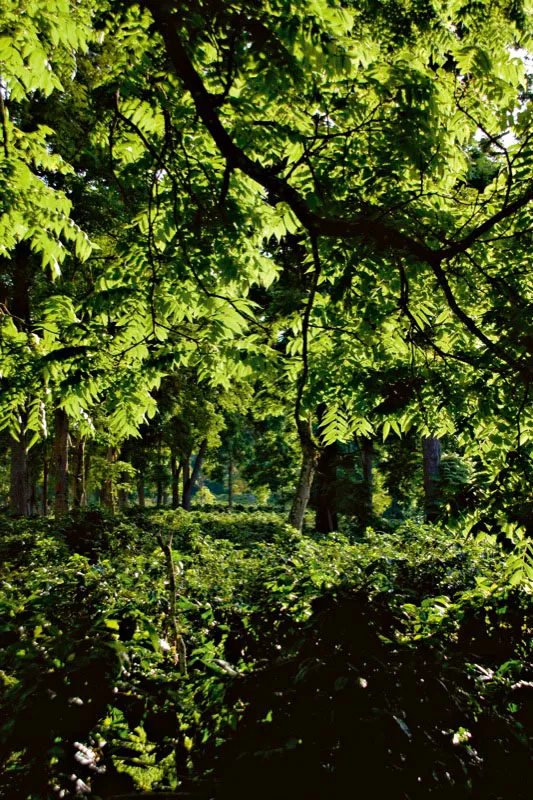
[427,258,521,370]
[439,185,533,261]
[140,1,532,374]
[140,0,434,262]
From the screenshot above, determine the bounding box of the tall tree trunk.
[181,455,190,508]
[28,454,37,515]
[313,404,338,533]
[117,441,130,509]
[171,452,181,508]
[8,244,31,516]
[137,472,146,507]
[228,448,233,509]
[73,436,87,507]
[289,441,318,531]
[156,434,163,508]
[289,416,319,531]
[85,454,91,504]
[42,444,49,517]
[10,421,28,516]
[314,440,339,533]
[53,408,69,516]
[182,439,208,511]
[423,436,441,522]
[360,436,374,527]
[102,446,118,512]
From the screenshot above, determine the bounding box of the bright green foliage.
[1,0,532,482]
[0,0,94,268]
[119,0,532,474]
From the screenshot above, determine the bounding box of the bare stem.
[157,532,187,676]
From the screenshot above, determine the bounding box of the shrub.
[1,510,532,798]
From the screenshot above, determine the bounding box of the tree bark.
[102,446,118,512]
[360,436,374,527]
[182,439,207,510]
[10,422,28,516]
[289,417,319,531]
[53,408,69,516]
[137,472,146,507]
[181,456,190,506]
[228,447,233,508]
[9,242,31,326]
[42,444,49,517]
[422,436,441,522]
[85,454,91,504]
[73,436,87,507]
[28,455,37,516]
[314,441,338,533]
[156,434,163,507]
[171,452,181,508]
[8,244,32,516]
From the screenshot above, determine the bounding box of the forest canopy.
[0,0,533,797]
[0,0,531,527]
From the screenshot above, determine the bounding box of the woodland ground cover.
[1,508,533,799]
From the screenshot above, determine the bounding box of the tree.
[0,0,531,534]
[422,435,442,522]
[0,1,94,514]
[127,0,532,526]
[53,407,69,516]
[4,244,32,515]
[1,1,264,515]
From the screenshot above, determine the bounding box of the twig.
[157,531,187,676]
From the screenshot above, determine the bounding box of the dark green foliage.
[1,511,533,798]
[57,507,140,559]
[211,584,533,800]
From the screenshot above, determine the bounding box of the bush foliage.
[1,510,532,798]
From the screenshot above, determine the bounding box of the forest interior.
[1,0,533,797]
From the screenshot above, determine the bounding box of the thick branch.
[428,258,520,369]
[143,1,533,267]
[440,185,533,261]
[140,0,433,262]
[140,1,532,372]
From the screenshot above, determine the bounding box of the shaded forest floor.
[1,508,533,799]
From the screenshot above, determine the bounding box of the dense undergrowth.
[1,509,533,799]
